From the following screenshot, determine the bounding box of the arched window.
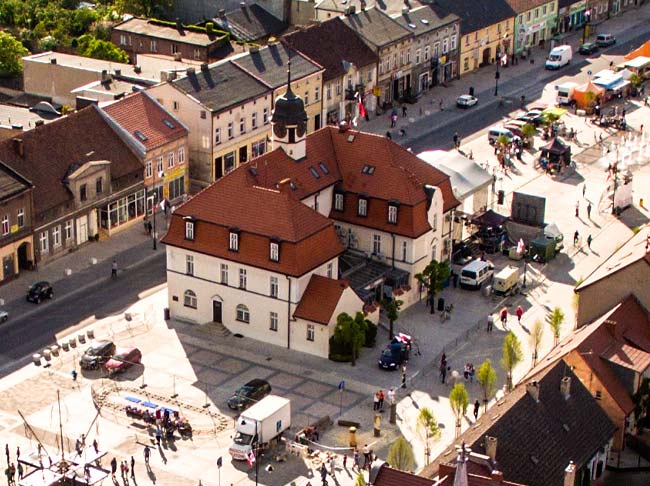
[236,304,250,323]
[184,290,197,309]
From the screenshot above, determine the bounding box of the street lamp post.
[494,54,501,97]
[151,170,164,250]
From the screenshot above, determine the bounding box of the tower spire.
[286,60,293,94]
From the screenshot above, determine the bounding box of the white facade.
[322,64,377,125]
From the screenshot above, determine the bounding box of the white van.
[556,82,578,105]
[545,45,572,70]
[460,260,494,289]
[488,127,515,145]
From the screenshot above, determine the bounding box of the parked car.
[0,310,7,323]
[227,379,272,410]
[456,94,478,108]
[378,335,411,370]
[105,347,142,374]
[26,281,53,303]
[596,34,616,47]
[578,42,599,55]
[517,110,545,126]
[459,260,494,290]
[79,340,116,370]
[503,124,525,138]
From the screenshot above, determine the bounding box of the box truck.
[545,45,572,70]
[229,395,291,460]
[492,266,521,296]
[556,82,579,105]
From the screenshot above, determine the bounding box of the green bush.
[329,334,351,362]
[364,320,377,347]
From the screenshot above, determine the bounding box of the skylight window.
[290,182,297,191]
[361,165,375,175]
[163,119,176,129]
[318,162,329,174]
[134,130,148,141]
[309,167,320,179]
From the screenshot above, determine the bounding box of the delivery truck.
[493,266,521,296]
[545,45,572,70]
[229,395,291,460]
[556,82,579,105]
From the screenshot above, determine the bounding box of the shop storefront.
[100,189,146,233]
[560,0,587,31]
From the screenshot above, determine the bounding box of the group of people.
[124,406,192,439]
[372,390,385,411]
[110,456,136,482]
[463,363,476,382]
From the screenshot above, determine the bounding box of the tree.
[415,259,450,313]
[633,377,650,428]
[114,0,174,17]
[501,332,523,391]
[386,436,414,472]
[355,472,366,486]
[0,32,29,77]
[530,319,544,367]
[546,307,565,346]
[629,73,643,89]
[449,383,469,438]
[334,312,366,366]
[521,123,536,147]
[417,407,440,465]
[381,298,403,339]
[476,359,497,413]
[77,35,129,63]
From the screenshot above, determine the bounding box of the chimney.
[114,68,121,76]
[402,7,409,14]
[218,8,226,17]
[560,376,571,400]
[485,436,497,462]
[200,63,209,72]
[605,319,616,337]
[175,18,183,31]
[186,67,196,75]
[564,461,576,486]
[50,58,57,64]
[278,178,292,194]
[338,121,349,133]
[12,138,24,157]
[101,69,108,81]
[490,470,504,483]
[34,120,44,127]
[240,1,247,8]
[526,380,540,402]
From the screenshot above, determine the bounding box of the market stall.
[539,137,571,173]
[573,81,605,110]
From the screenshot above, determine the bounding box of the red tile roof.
[293,275,349,324]
[102,91,187,152]
[0,105,143,214]
[373,464,436,486]
[601,342,650,373]
[161,169,345,277]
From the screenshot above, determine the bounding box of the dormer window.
[334,193,344,211]
[270,241,280,262]
[229,230,239,251]
[388,204,398,224]
[185,221,194,240]
[358,197,368,217]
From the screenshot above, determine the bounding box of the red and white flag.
[246,450,256,468]
[516,238,525,255]
[356,92,367,118]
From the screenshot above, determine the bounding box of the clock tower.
[270,61,308,160]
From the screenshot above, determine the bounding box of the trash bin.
[164,308,170,320]
[438,298,445,311]
[482,285,492,297]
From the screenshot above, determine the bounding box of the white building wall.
[301,186,334,218]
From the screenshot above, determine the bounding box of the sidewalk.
[355,3,650,146]
[0,215,169,318]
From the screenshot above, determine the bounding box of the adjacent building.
[0,106,144,264]
[392,6,461,92]
[342,7,413,106]
[556,0,589,33]
[111,17,233,64]
[281,17,378,125]
[0,162,34,284]
[506,0,558,54]
[163,76,458,357]
[213,3,288,43]
[422,362,616,486]
[430,0,516,75]
[102,91,190,208]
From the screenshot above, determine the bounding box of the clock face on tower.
[296,121,306,138]
[273,123,287,138]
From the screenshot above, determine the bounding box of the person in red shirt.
[516,306,523,324]
[500,308,508,327]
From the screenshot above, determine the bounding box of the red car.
[105,347,142,374]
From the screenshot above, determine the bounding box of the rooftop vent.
[421,18,429,24]
[134,130,148,142]
[361,165,375,174]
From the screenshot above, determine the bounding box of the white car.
[0,310,7,323]
[456,94,478,108]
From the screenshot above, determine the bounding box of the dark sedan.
[26,281,53,304]
[227,379,271,410]
[578,42,599,55]
[79,340,116,370]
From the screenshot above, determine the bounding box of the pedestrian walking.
[16,464,22,481]
[516,306,523,324]
[388,388,396,406]
[143,446,150,465]
[473,399,480,420]
[378,390,385,411]
[353,450,360,471]
[9,465,15,486]
[641,124,644,133]
[111,259,118,278]
[401,364,407,388]
[575,201,579,218]
[372,392,379,411]
[4,464,11,486]
[402,105,407,117]
[329,456,336,476]
[385,131,392,140]
[440,361,447,383]
[399,128,406,137]
[320,463,328,485]
[130,456,135,479]
[500,307,508,327]
[453,132,459,149]
[587,234,593,249]
[582,183,587,198]
[343,454,348,469]
[439,99,444,111]
[487,314,494,332]
[390,113,397,128]
[362,444,371,467]
[574,230,579,246]
[155,426,162,446]
[110,457,117,478]
[92,440,98,454]
[587,202,592,219]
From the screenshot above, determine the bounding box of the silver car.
[0,310,8,323]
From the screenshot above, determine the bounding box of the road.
[407,30,650,154]
[0,252,166,374]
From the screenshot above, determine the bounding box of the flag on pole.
[356,92,367,119]
[246,450,256,467]
[516,238,525,255]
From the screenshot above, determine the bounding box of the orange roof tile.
[293,275,350,324]
[601,342,650,373]
[103,91,187,152]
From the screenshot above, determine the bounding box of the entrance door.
[314,114,321,130]
[2,255,14,281]
[212,300,222,323]
[393,79,399,101]
[419,73,429,93]
[239,146,248,164]
[482,48,491,66]
[17,242,29,270]
[77,216,88,244]
[215,157,223,179]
